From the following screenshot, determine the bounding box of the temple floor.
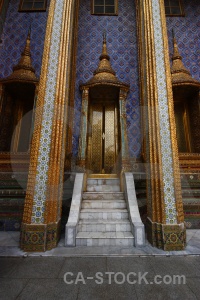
[0,229,200,257]
[0,252,200,299]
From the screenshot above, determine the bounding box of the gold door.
[174,101,192,153]
[89,101,119,174]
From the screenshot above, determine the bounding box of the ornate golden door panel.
[88,101,119,174]
[174,101,192,153]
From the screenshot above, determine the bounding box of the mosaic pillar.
[20,0,76,251]
[138,0,186,250]
[77,87,89,171]
[119,88,131,173]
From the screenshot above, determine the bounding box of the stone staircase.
[0,172,27,231]
[133,172,200,229]
[76,176,134,246]
[181,173,200,229]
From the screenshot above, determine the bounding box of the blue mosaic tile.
[166,0,200,82]
[0,0,49,79]
[72,0,141,159]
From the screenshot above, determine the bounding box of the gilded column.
[137,0,185,250]
[20,0,77,251]
[119,88,131,173]
[77,87,89,171]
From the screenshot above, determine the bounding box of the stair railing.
[123,172,145,247]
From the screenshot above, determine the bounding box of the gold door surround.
[77,34,130,174]
[88,100,119,174]
[174,101,192,153]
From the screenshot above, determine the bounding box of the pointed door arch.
[77,34,131,174]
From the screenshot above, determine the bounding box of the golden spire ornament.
[81,31,129,89]
[0,29,38,84]
[171,29,200,89]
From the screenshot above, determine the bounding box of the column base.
[20,220,61,252]
[146,218,186,251]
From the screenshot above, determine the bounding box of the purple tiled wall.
[72,0,141,159]
[166,0,200,81]
[0,0,49,79]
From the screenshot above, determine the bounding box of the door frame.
[87,97,120,174]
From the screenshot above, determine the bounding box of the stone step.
[79,209,129,220]
[81,200,126,209]
[82,192,125,200]
[87,185,120,192]
[78,220,131,232]
[182,195,200,199]
[183,198,200,203]
[88,174,118,179]
[182,189,200,196]
[0,190,25,195]
[76,231,134,246]
[87,178,120,186]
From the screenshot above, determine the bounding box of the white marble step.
[87,185,120,192]
[87,179,120,186]
[76,231,134,246]
[82,200,126,209]
[80,208,129,220]
[82,192,125,200]
[78,220,131,232]
[75,176,135,247]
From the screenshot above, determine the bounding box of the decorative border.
[45,0,75,223]
[151,0,178,224]
[159,0,184,223]
[141,0,166,224]
[22,0,76,226]
[22,0,56,224]
[31,0,65,223]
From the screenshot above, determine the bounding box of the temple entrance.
[88,100,120,174]
[77,33,130,174]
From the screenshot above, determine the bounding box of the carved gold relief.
[89,102,117,174]
[22,0,56,224]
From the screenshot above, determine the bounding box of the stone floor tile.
[134,281,197,300]
[16,279,79,300]
[186,278,200,299]
[58,257,107,278]
[0,278,29,300]
[77,280,138,300]
[0,257,23,277]
[151,256,200,278]
[107,257,156,278]
[8,257,65,279]
[0,232,20,247]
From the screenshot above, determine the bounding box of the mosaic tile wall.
[72,0,141,159]
[166,0,200,82]
[152,0,177,224]
[31,0,66,224]
[0,0,49,79]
